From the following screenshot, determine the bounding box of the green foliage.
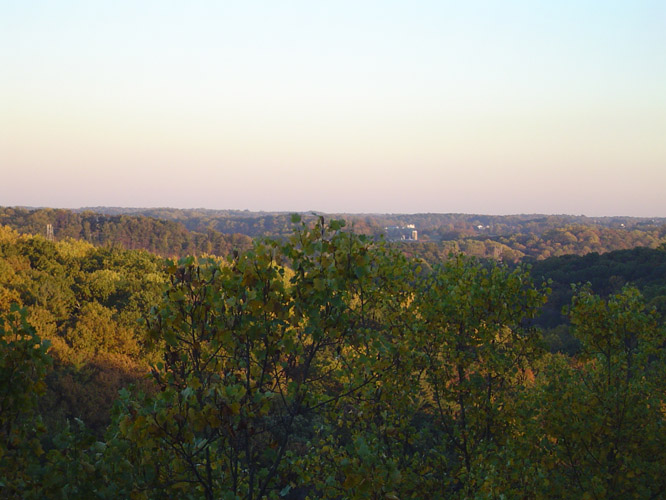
[0,231,168,435]
[506,286,666,499]
[0,305,51,496]
[107,221,558,499]
[0,217,664,498]
[530,246,666,352]
[400,257,548,497]
[111,218,414,498]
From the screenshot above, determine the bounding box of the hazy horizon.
[6,204,666,220]
[2,1,665,217]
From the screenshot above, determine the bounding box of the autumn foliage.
[0,220,664,498]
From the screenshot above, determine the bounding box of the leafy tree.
[66,302,139,363]
[111,218,411,499]
[404,256,548,497]
[0,305,51,497]
[520,286,666,498]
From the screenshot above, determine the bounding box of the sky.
[1,1,665,216]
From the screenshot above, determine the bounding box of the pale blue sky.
[1,1,665,215]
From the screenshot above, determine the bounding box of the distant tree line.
[0,207,253,258]
[3,207,666,265]
[83,207,666,243]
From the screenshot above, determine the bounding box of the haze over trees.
[2,207,666,263]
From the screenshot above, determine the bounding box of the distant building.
[384,225,418,241]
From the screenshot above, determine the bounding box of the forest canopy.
[0,217,664,499]
[2,207,666,263]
